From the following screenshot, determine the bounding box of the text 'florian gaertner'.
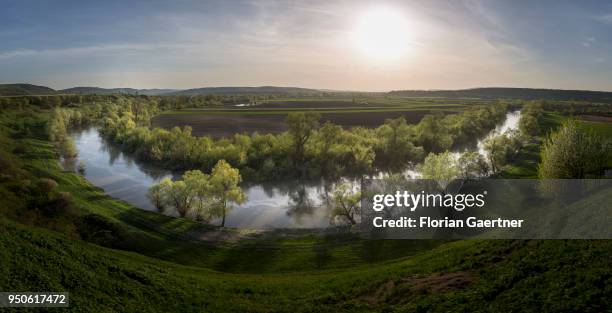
[370,190,524,229]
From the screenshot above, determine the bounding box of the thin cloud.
[596,13,612,24]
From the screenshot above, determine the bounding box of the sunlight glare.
[353,7,411,61]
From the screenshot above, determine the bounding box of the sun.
[353,7,411,61]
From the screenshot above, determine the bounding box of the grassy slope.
[1,109,611,312]
[2,217,611,312]
[13,134,447,274]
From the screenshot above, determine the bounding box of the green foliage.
[417,152,460,189]
[330,183,361,225]
[96,100,508,181]
[76,213,127,248]
[1,103,611,312]
[484,131,523,174]
[376,116,424,169]
[519,101,544,137]
[209,160,245,227]
[147,160,244,226]
[59,137,78,158]
[458,151,489,178]
[286,112,321,175]
[538,118,609,178]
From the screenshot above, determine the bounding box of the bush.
[37,178,58,194]
[538,118,608,178]
[77,214,127,247]
[41,191,78,218]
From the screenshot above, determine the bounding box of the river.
[66,110,521,229]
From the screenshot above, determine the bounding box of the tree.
[166,179,192,217]
[147,180,170,212]
[330,183,361,225]
[312,122,343,176]
[417,152,460,190]
[415,114,453,153]
[377,117,423,168]
[59,138,78,159]
[538,118,608,178]
[483,132,521,174]
[209,160,245,227]
[285,112,321,176]
[183,170,211,221]
[519,114,539,137]
[458,151,489,179]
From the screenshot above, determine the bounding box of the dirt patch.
[580,114,612,123]
[361,271,475,305]
[152,110,450,138]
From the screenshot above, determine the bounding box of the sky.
[1,0,611,91]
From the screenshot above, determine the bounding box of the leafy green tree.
[183,170,211,221]
[209,160,245,227]
[417,152,460,190]
[330,183,361,225]
[147,181,170,212]
[312,122,343,176]
[377,117,423,168]
[538,119,608,178]
[415,114,453,153]
[59,138,78,159]
[519,114,539,137]
[483,132,521,174]
[165,179,192,217]
[285,112,320,176]
[458,151,489,178]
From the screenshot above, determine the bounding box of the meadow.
[1,94,611,312]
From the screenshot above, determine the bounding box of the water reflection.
[66,110,521,229]
[67,128,340,228]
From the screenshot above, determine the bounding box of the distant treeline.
[4,83,612,103]
[0,83,334,97]
[389,87,612,102]
[0,93,294,109]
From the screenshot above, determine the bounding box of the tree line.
[93,102,508,181]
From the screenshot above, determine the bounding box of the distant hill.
[0,84,56,96]
[60,87,178,96]
[169,86,323,96]
[388,87,612,102]
[4,84,612,101]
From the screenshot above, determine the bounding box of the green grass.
[2,218,611,312]
[1,108,611,311]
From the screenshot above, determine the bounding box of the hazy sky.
[1,0,612,91]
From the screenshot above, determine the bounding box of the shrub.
[77,214,127,247]
[42,191,78,218]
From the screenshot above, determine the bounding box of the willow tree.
[183,170,211,221]
[147,180,170,212]
[209,160,245,227]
